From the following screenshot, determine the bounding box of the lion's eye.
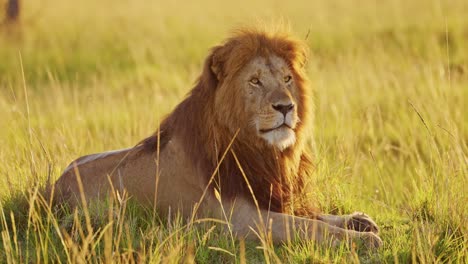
[284,75,292,83]
[249,78,261,85]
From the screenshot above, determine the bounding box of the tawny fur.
[52,28,382,249]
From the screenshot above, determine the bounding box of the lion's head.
[208,29,310,151]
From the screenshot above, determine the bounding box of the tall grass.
[0,0,467,262]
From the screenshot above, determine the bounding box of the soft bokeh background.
[0,0,467,262]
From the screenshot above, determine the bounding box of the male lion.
[53,28,382,248]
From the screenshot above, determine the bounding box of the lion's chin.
[260,127,296,151]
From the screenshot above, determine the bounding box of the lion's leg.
[224,200,382,249]
[317,212,379,234]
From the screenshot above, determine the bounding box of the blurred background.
[1,0,467,82]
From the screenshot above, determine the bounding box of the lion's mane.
[139,29,316,215]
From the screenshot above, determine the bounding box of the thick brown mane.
[139,29,316,215]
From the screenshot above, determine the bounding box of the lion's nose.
[272,103,295,116]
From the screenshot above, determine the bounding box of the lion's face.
[233,55,301,150]
[210,31,308,152]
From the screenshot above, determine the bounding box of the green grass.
[0,0,467,262]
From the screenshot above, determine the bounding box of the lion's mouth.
[259,123,292,133]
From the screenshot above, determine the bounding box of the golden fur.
[53,28,382,248]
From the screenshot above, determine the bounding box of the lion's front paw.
[332,230,382,250]
[357,232,383,250]
[346,212,379,234]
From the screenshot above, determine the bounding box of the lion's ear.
[295,44,309,69]
[282,40,309,70]
[210,47,223,80]
[200,47,222,88]
[210,46,226,81]
[199,45,227,87]
[210,44,234,81]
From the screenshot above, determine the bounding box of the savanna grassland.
[0,0,467,263]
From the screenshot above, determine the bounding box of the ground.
[0,0,467,262]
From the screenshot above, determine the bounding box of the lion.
[52,28,382,249]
